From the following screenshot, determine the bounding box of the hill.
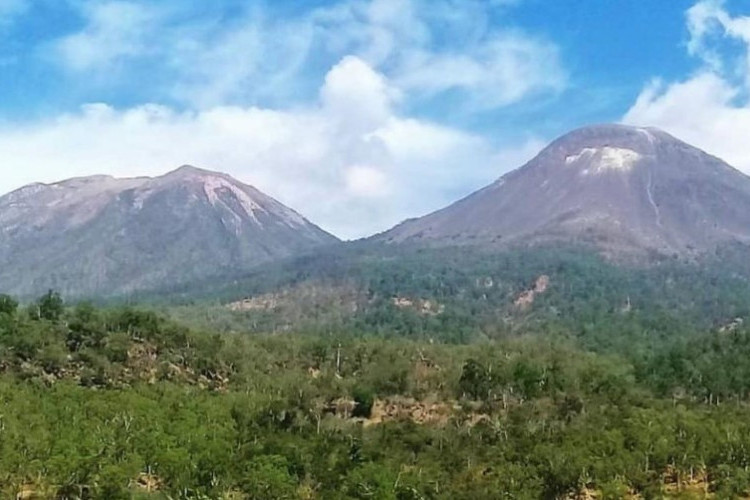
[164,242,750,357]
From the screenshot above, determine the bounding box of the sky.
[1,0,750,239]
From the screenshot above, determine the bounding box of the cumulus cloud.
[0,57,540,239]
[321,55,398,133]
[623,0,750,172]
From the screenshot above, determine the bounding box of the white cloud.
[49,1,303,106]
[55,1,161,70]
[0,57,539,239]
[393,33,564,107]
[344,165,391,198]
[320,55,398,133]
[314,0,566,108]
[49,0,565,110]
[624,73,750,170]
[686,0,750,84]
[623,1,750,172]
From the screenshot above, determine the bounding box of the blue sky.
[1,0,749,238]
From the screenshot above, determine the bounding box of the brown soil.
[514,275,550,309]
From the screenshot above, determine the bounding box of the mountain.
[380,124,750,257]
[0,165,338,298]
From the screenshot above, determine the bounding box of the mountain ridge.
[0,165,338,298]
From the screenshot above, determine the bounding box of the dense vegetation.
[5,277,750,498]
[166,243,750,353]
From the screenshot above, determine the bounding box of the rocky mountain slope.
[0,165,337,297]
[380,124,750,257]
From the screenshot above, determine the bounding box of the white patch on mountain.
[566,147,642,174]
[202,176,269,223]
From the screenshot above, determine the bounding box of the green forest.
[5,243,750,499]
[165,244,750,357]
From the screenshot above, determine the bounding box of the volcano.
[380,124,750,257]
[0,166,338,297]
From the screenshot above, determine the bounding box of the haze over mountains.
[382,124,750,257]
[0,166,337,297]
[3,124,750,298]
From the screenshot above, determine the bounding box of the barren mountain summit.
[381,124,750,257]
[0,166,337,297]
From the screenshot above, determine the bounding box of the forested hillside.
[166,243,750,354]
[4,291,750,497]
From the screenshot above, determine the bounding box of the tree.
[459,359,491,401]
[352,385,375,418]
[240,456,297,499]
[0,294,18,316]
[513,360,544,399]
[34,290,64,322]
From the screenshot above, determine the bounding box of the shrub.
[352,385,375,418]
